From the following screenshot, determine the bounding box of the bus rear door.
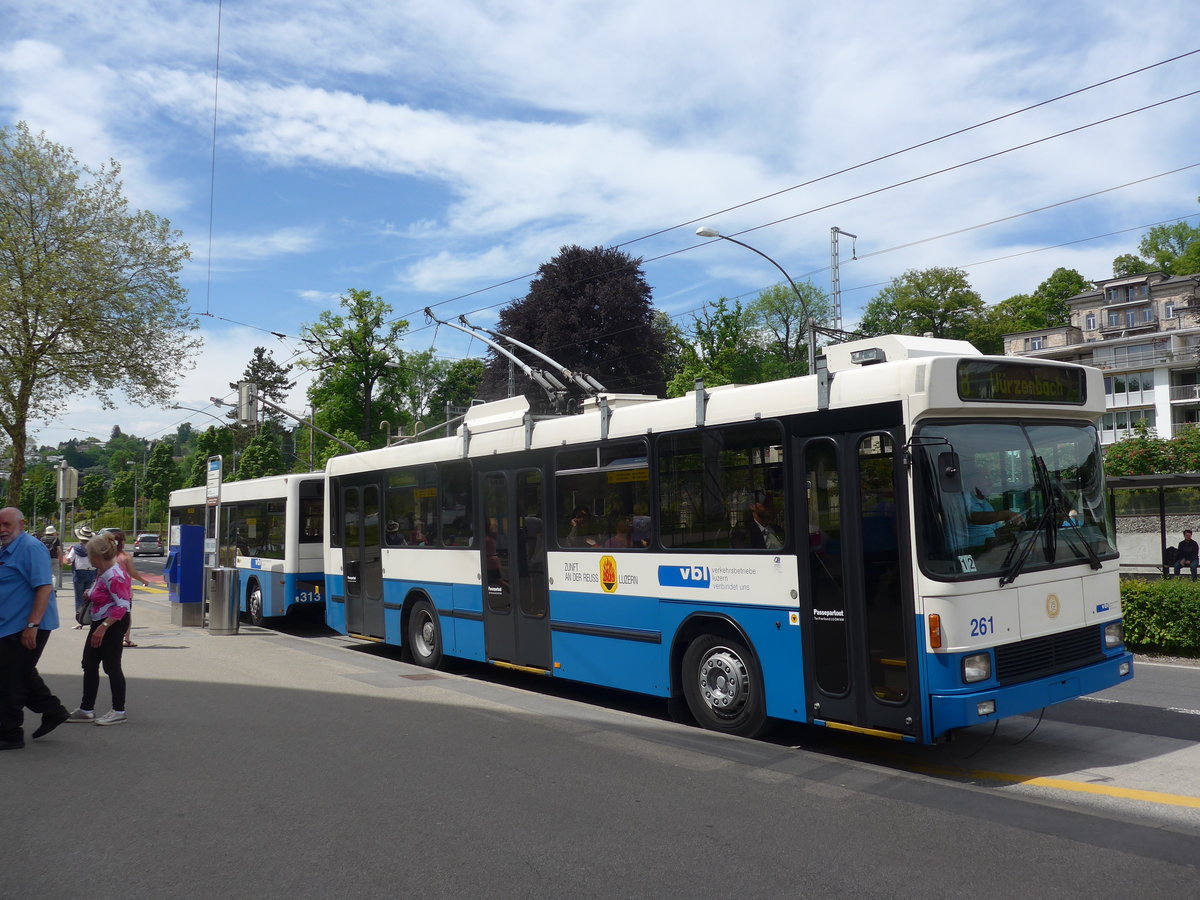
[479,466,551,670]
[341,481,385,639]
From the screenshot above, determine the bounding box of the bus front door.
[800,431,921,738]
[479,467,551,671]
[342,482,385,639]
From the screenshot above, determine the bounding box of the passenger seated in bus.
[385,520,406,546]
[746,493,785,550]
[605,515,634,548]
[564,505,598,547]
[631,514,651,547]
[409,518,428,546]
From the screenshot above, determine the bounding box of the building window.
[1030,336,1043,350]
[1142,306,1154,323]
[1085,312,1097,330]
[1108,311,1120,327]
[1166,301,1176,319]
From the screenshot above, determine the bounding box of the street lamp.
[170,403,228,428]
[696,226,817,374]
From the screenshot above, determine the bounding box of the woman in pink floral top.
[66,534,132,726]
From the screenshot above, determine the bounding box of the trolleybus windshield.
[913,420,1116,580]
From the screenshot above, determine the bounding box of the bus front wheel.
[407,599,443,669]
[682,633,768,738]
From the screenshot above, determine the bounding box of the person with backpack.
[63,525,97,628]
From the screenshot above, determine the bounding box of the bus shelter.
[1108,472,1200,577]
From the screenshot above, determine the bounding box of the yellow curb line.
[909,760,1200,809]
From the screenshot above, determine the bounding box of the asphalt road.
[5,578,1198,899]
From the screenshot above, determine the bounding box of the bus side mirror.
[938,452,962,494]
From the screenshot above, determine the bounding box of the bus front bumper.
[929,651,1134,738]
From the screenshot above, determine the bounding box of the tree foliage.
[747,282,834,379]
[479,245,665,409]
[300,289,407,445]
[858,267,984,340]
[666,297,762,396]
[142,441,181,504]
[0,122,199,503]
[1111,212,1200,277]
[235,432,286,481]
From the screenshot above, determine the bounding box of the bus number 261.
[970,616,995,637]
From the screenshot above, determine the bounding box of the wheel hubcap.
[416,613,435,656]
[698,647,749,714]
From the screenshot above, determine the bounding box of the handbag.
[76,603,92,626]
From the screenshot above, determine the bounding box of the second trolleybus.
[170,473,326,625]
[323,334,1132,742]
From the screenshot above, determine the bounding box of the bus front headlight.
[1104,621,1124,649]
[962,653,992,683]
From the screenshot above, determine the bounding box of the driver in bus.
[964,473,1024,547]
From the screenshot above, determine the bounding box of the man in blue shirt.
[0,507,71,750]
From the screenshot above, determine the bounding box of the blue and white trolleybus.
[324,334,1131,742]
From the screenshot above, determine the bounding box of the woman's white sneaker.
[95,710,127,726]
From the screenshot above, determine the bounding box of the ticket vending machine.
[167,524,205,626]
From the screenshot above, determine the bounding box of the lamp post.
[170,403,229,428]
[696,226,817,374]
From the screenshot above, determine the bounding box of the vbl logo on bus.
[657,565,712,589]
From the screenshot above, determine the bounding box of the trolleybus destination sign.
[956,360,1086,405]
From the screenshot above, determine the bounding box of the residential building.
[1003,271,1200,444]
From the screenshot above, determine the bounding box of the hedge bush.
[1120,578,1200,655]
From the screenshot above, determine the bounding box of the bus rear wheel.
[247,583,265,627]
[407,599,443,669]
[682,633,768,738]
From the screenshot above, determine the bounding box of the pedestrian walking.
[64,524,97,628]
[67,533,132,726]
[0,507,71,750]
[109,529,151,647]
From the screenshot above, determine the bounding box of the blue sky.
[3,0,1200,447]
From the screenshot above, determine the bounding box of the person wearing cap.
[0,507,71,749]
[1174,529,1199,581]
[40,524,63,585]
[64,525,98,627]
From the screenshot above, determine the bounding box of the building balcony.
[1169,384,1200,403]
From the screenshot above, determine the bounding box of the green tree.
[78,473,109,516]
[142,441,180,505]
[184,427,234,488]
[480,245,665,409]
[0,122,199,504]
[1111,253,1153,277]
[1031,268,1089,323]
[18,468,55,525]
[1111,216,1200,277]
[747,281,835,379]
[109,469,134,508]
[235,432,285,480]
[426,358,485,431]
[666,297,762,397]
[858,267,984,340]
[300,289,407,445]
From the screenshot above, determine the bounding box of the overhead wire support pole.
[210,394,359,454]
[830,227,857,332]
[457,314,607,396]
[423,308,570,413]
